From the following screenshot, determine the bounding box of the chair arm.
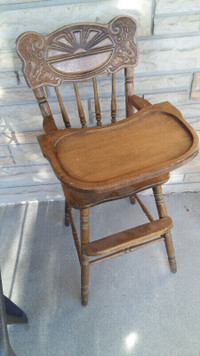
[128,95,152,111]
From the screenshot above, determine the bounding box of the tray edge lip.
[38,101,200,193]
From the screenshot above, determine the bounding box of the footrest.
[82,217,172,257]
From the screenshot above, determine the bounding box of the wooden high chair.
[16,16,199,306]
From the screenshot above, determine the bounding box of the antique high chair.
[16,16,199,306]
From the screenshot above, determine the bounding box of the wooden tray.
[38,101,199,192]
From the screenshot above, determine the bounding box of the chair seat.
[39,101,198,190]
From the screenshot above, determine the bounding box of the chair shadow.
[0,196,175,356]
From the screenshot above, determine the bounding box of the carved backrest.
[16,16,137,132]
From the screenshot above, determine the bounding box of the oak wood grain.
[89,236,164,265]
[16,16,199,306]
[16,16,137,88]
[92,78,102,126]
[128,95,151,111]
[83,216,172,256]
[38,102,199,193]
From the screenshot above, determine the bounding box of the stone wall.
[0,0,200,204]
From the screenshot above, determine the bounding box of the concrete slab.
[0,193,200,356]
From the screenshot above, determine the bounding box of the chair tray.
[38,101,199,192]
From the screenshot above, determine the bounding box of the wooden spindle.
[111,73,116,123]
[92,78,102,126]
[124,67,134,118]
[73,83,87,128]
[33,87,57,133]
[135,194,154,222]
[54,87,71,128]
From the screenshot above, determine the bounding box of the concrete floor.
[0,192,200,356]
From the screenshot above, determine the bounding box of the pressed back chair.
[16,16,199,306]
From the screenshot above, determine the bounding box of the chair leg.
[130,194,136,205]
[80,208,90,306]
[153,185,177,273]
[64,200,70,226]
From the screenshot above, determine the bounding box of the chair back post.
[54,87,71,128]
[33,87,57,133]
[124,67,135,118]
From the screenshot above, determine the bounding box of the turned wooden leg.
[65,200,70,226]
[80,209,89,306]
[153,185,177,273]
[130,194,136,205]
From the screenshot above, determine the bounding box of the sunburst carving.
[46,27,114,75]
[47,28,114,61]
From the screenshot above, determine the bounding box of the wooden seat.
[16,16,199,306]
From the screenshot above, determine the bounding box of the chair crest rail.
[16,16,137,88]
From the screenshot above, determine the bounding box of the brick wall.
[0,0,200,204]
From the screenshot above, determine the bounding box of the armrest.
[128,95,152,111]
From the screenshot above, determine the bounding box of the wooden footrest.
[82,217,173,257]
